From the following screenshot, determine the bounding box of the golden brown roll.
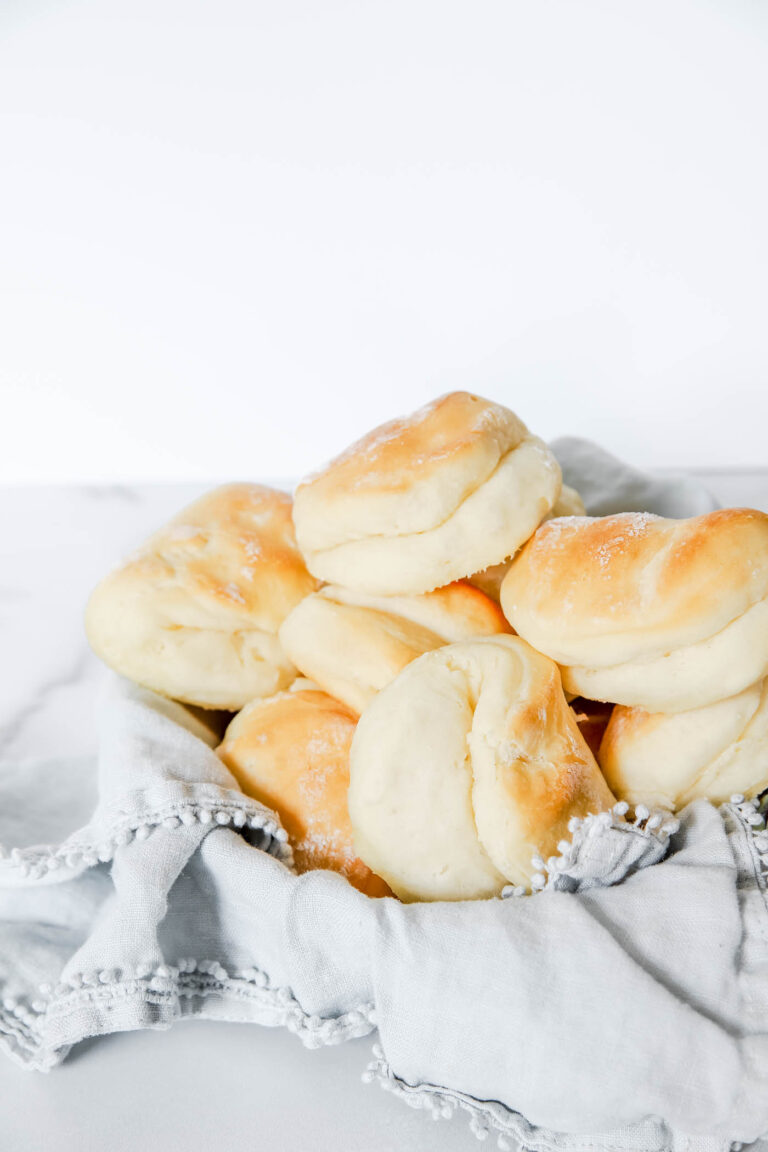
[468,482,586,600]
[278,580,510,714]
[85,484,317,710]
[598,678,768,810]
[348,635,615,902]
[500,509,768,713]
[218,689,391,897]
[293,391,562,595]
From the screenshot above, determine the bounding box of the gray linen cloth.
[2,440,767,1152]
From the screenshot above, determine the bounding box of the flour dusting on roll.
[500,508,768,713]
[218,689,390,897]
[86,484,317,710]
[293,392,562,595]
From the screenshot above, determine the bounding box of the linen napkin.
[2,439,766,1152]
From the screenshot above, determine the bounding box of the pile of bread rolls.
[85,392,768,903]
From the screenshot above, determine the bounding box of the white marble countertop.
[2,472,768,1151]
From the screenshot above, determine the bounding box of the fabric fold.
[3,677,767,1150]
[366,800,768,1147]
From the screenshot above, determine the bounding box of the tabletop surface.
[2,470,768,1151]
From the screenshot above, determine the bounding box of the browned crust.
[501,508,768,655]
[296,392,527,503]
[219,690,391,898]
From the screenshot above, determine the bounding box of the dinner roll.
[500,509,768,713]
[86,485,317,710]
[348,635,615,901]
[468,483,586,600]
[293,392,562,595]
[218,689,391,897]
[598,678,768,810]
[279,580,510,714]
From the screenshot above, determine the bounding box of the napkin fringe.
[362,1043,749,1152]
[1,957,376,1072]
[363,796,768,1152]
[729,794,768,878]
[363,1041,543,1152]
[0,789,293,882]
[500,802,680,898]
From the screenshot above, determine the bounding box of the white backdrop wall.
[1,0,766,483]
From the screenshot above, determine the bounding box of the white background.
[1,0,766,484]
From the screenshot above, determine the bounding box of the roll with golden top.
[278,580,510,715]
[348,634,615,902]
[293,391,562,595]
[85,484,317,710]
[218,689,391,897]
[500,508,768,713]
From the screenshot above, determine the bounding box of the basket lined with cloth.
[3,440,768,1152]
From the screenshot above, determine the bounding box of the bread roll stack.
[277,389,598,889]
[91,389,768,895]
[283,391,567,712]
[85,393,578,896]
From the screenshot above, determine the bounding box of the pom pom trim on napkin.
[0,782,375,1071]
[360,793,768,1152]
[500,801,680,897]
[0,782,293,884]
[0,954,376,1071]
[2,733,766,1148]
[0,791,675,1073]
[361,1044,753,1152]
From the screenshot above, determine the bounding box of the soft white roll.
[278,580,510,714]
[598,679,768,810]
[348,635,614,901]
